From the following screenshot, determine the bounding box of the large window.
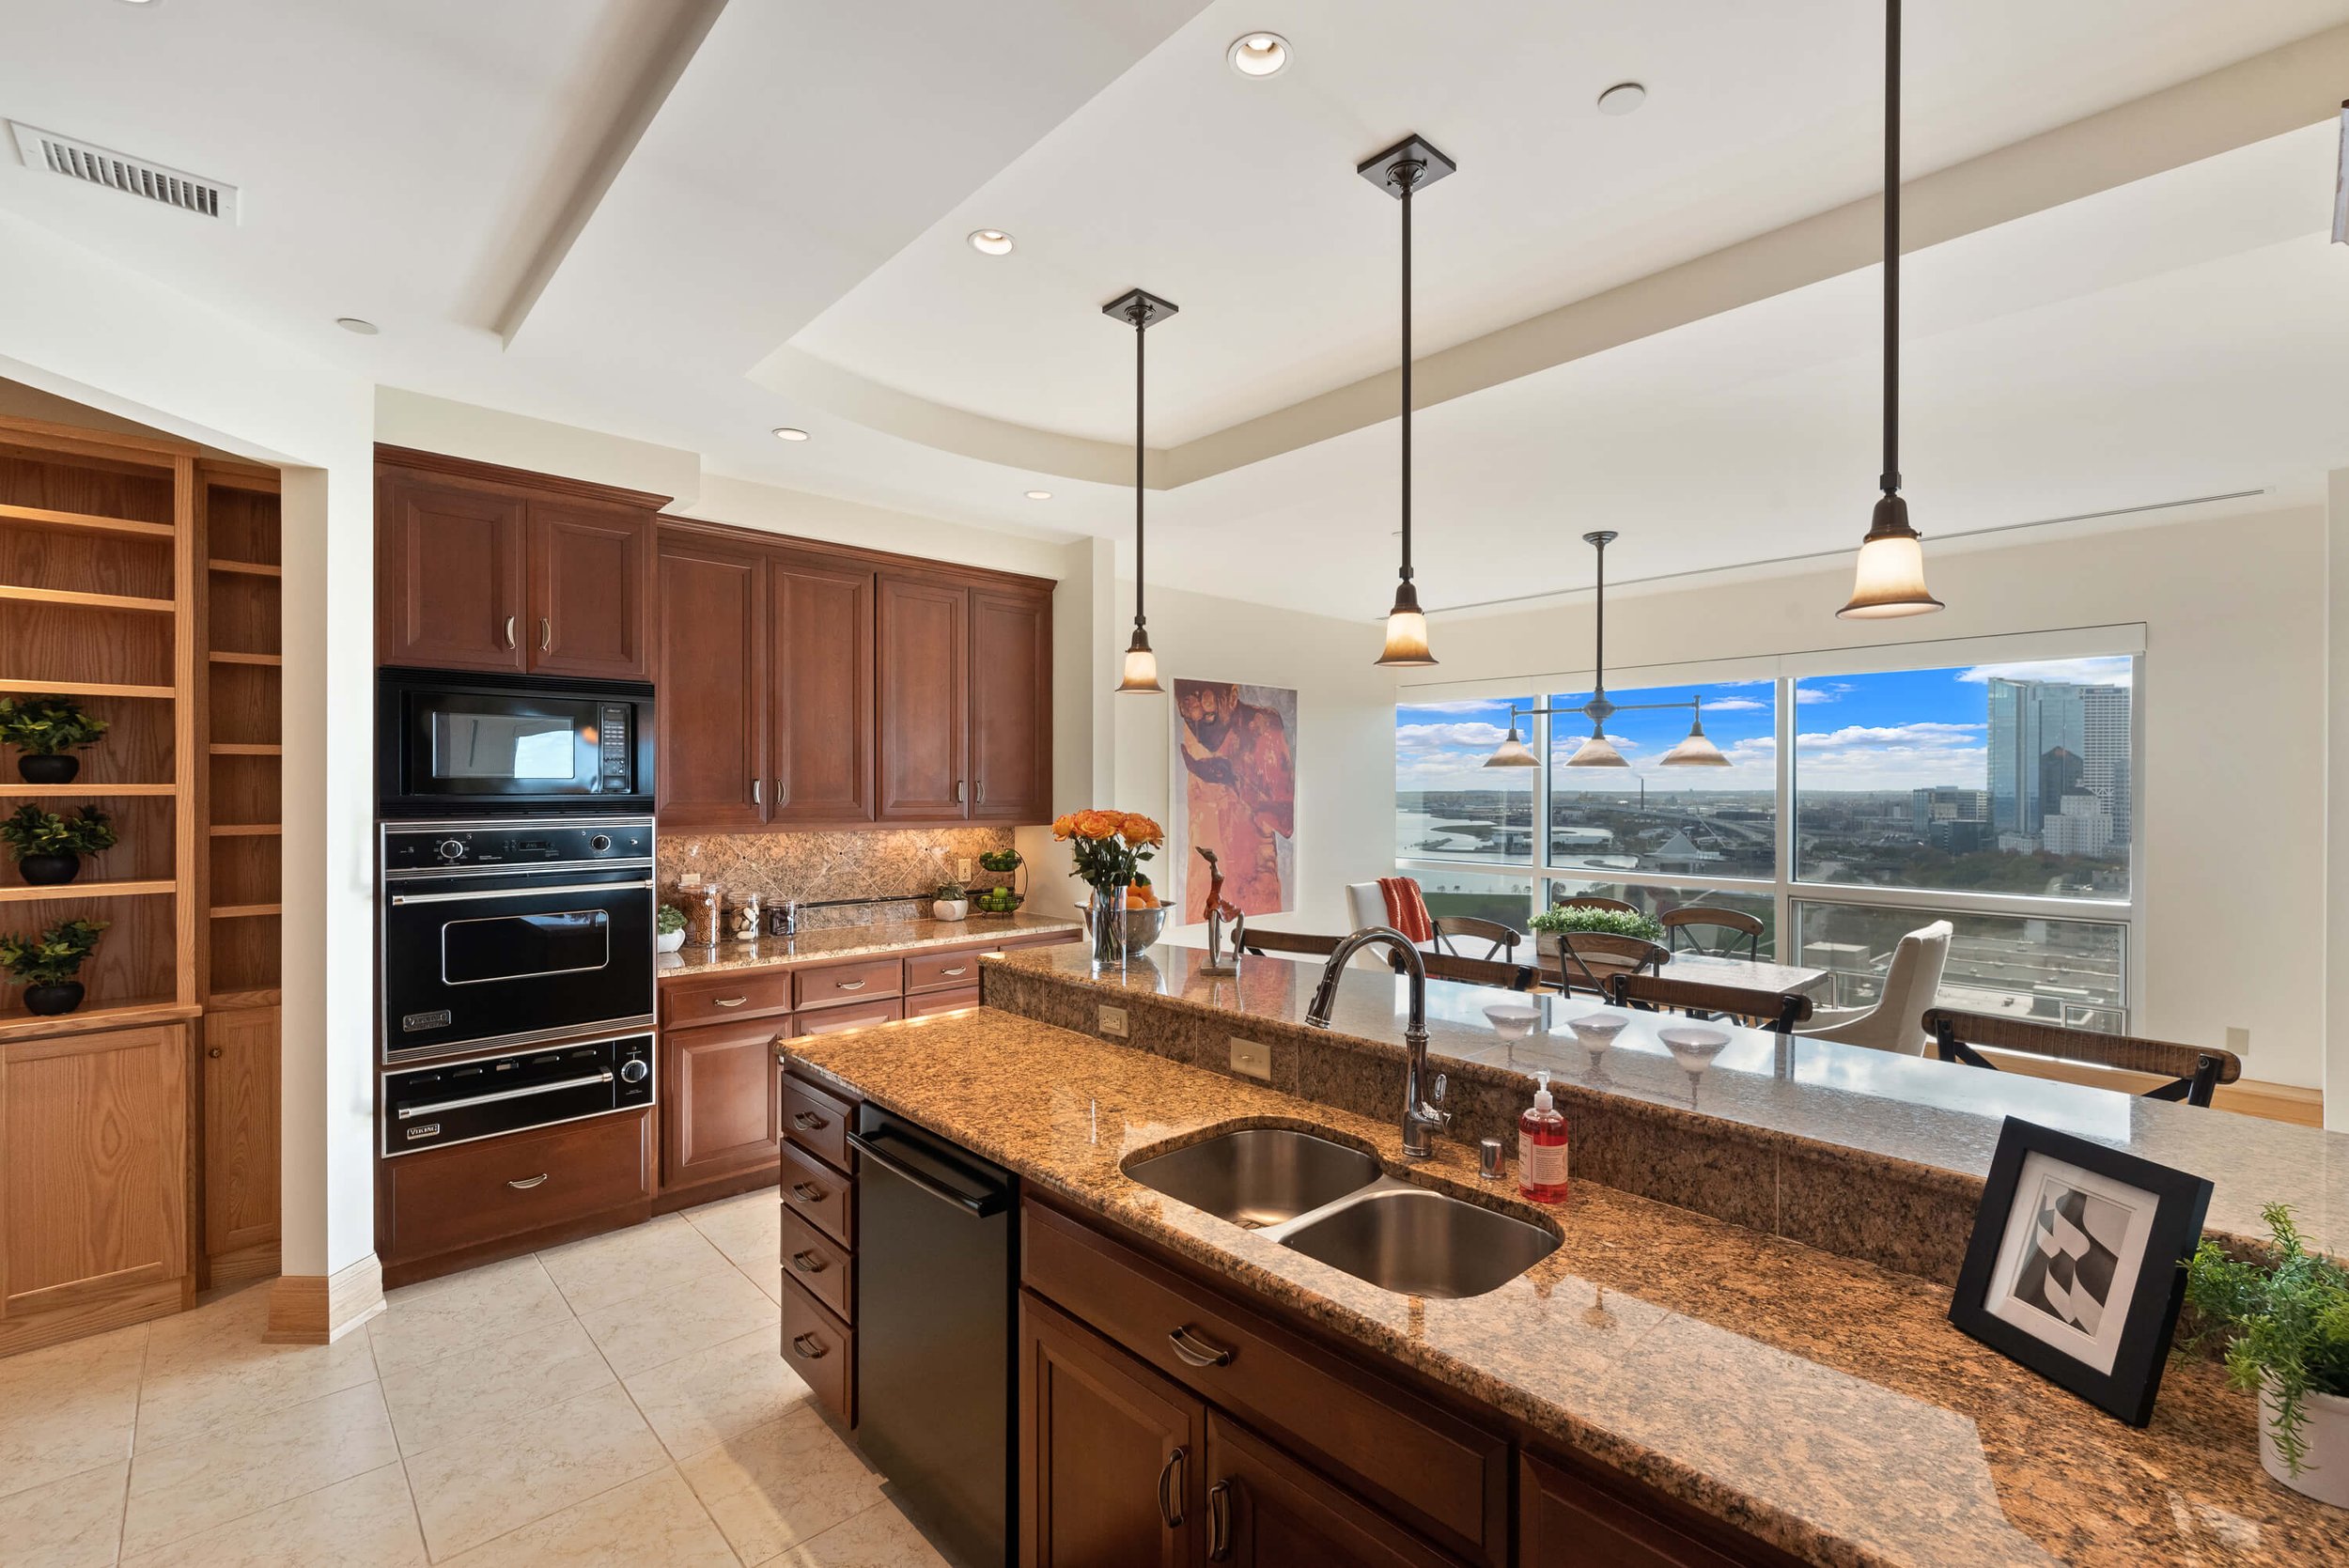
[1394,644,2142,1031]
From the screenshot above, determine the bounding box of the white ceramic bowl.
[1659,1024,1731,1072]
[1568,1012,1630,1047]
[1482,1003,1540,1039]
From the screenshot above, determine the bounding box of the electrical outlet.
[957,856,974,880]
[1097,1005,1128,1038]
[677,873,702,888]
[2225,1026,2250,1056]
[1228,1036,1271,1080]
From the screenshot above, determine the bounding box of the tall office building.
[1986,676,2131,856]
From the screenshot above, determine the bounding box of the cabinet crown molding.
[374,444,674,511]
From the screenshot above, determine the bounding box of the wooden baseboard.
[1974,1048,2324,1126]
[263,1253,384,1344]
[0,1277,188,1360]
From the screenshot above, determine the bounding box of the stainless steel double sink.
[1123,1126,1558,1299]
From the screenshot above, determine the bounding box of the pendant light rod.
[1590,529,1608,698]
[1360,133,1455,667]
[1101,287,1177,691]
[1134,295,1147,629]
[1399,159,1415,589]
[1881,0,1900,497]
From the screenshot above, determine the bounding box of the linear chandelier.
[1484,531,1728,769]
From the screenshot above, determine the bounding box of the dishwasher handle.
[846,1129,1008,1219]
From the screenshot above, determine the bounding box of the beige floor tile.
[677,1403,881,1565]
[0,1322,146,1500]
[122,1383,398,1557]
[132,1327,378,1454]
[681,1190,779,1273]
[138,1284,272,1379]
[402,1382,666,1560]
[0,1460,127,1568]
[623,1327,811,1459]
[576,1267,775,1377]
[537,1216,738,1316]
[378,1318,614,1457]
[117,1463,425,1568]
[438,1468,735,1568]
[366,1257,572,1379]
[767,1498,952,1568]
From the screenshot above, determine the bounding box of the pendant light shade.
[1361,134,1455,668]
[1838,0,1944,621]
[1566,729,1628,768]
[1483,713,1538,768]
[1658,702,1732,767]
[1103,287,1178,691]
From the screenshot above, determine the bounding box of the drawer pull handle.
[791,1111,827,1131]
[835,979,867,992]
[712,997,748,1009]
[503,614,517,649]
[506,1172,549,1190]
[790,1250,827,1275]
[1207,1481,1233,1560]
[791,1181,828,1203]
[790,1331,829,1360]
[1168,1326,1235,1369]
[539,616,552,652]
[941,966,968,977]
[1158,1446,1186,1529]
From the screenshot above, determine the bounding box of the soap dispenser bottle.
[1517,1069,1568,1203]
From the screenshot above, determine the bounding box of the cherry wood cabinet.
[1205,1411,1462,1568]
[876,572,969,820]
[1519,1453,1755,1568]
[969,588,1052,823]
[375,446,666,678]
[380,1109,652,1285]
[656,536,767,831]
[1020,1292,1204,1568]
[771,551,875,823]
[661,1015,783,1195]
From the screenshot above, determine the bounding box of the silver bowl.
[1086,899,1171,957]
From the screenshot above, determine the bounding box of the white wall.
[2327,473,2349,1129]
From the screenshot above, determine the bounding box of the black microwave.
[378,669,655,816]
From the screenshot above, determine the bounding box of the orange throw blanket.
[1377,877,1435,944]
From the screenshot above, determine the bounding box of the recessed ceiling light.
[334,317,378,335]
[1228,32,1289,77]
[967,229,1015,256]
[1596,82,1647,116]
[1024,489,1052,501]
[770,427,809,442]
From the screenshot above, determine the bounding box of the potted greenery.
[1529,903,1665,959]
[0,805,117,886]
[932,879,970,922]
[2182,1203,2349,1505]
[655,903,688,953]
[0,917,109,1017]
[0,695,109,784]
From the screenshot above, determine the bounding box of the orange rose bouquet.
[1053,807,1162,903]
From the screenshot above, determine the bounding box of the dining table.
[1544,945,1839,1004]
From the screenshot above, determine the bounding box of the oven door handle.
[395,1069,614,1118]
[390,879,654,906]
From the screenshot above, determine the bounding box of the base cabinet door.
[1020,1292,1203,1568]
[1519,1453,1750,1568]
[1204,1412,1461,1568]
[661,1019,783,1193]
[201,1006,281,1275]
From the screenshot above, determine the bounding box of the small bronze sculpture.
[1196,846,1246,975]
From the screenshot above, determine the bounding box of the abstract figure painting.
[1169,679,1297,920]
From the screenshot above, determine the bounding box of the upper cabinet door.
[655,537,767,831]
[876,574,968,820]
[529,500,654,678]
[969,588,1051,823]
[770,552,876,824]
[377,473,527,672]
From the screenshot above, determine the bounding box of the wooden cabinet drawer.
[906,948,988,993]
[782,1073,853,1171]
[381,1111,650,1265]
[907,986,980,1018]
[663,969,795,1030]
[1520,1453,1755,1568]
[795,957,901,1010]
[792,997,903,1036]
[1022,1201,1507,1568]
[780,1203,852,1321]
[781,1138,854,1247]
[782,1274,854,1426]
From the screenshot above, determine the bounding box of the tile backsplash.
[659,828,1019,929]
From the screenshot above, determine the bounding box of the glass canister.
[728,890,763,941]
[684,882,723,948]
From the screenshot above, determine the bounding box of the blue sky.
[1395,656,2131,795]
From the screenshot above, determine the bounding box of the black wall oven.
[382,1033,653,1157]
[379,668,653,817]
[380,817,656,1063]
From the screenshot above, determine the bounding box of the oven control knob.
[618,1057,649,1084]
[435,839,464,862]
[589,834,613,854]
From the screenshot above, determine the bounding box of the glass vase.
[1089,883,1128,971]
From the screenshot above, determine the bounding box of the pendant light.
[1484,532,1728,768]
[1102,287,1177,691]
[1838,0,1943,619]
[1360,134,1456,666]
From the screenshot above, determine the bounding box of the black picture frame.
[1949,1116,2212,1426]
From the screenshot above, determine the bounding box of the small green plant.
[977,848,1021,874]
[1529,904,1664,944]
[0,695,109,755]
[0,918,109,986]
[934,878,968,901]
[0,804,117,858]
[656,904,688,937]
[2181,1203,2349,1476]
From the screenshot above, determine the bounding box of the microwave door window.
[442,910,611,986]
[431,712,579,782]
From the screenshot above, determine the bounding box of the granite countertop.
[790,1007,2349,1568]
[993,942,2349,1259]
[657,911,1080,978]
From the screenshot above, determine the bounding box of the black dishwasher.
[848,1105,1016,1568]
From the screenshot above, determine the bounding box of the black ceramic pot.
[17,753,78,784]
[17,851,80,886]
[23,981,85,1017]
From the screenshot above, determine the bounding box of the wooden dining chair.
[1431,916,1522,963]
[1659,906,1764,962]
[1550,894,1638,914]
[1608,972,1812,1035]
[1553,930,1669,1000]
[1922,1008,2242,1108]
[1237,928,1345,959]
[1420,951,1543,992]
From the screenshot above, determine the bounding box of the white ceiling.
[3,0,2348,616]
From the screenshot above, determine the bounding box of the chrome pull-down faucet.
[1304,927,1448,1159]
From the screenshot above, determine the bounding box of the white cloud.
[1795,683,1855,706]
[1398,698,1520,714]
[1798,722,1982,750]
[1396,721,1508,752]
[1703,696,1768,712]
[1956,658,2134,689]
[1795,721,1988,792]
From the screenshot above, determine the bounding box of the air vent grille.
[8,122,238,222]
